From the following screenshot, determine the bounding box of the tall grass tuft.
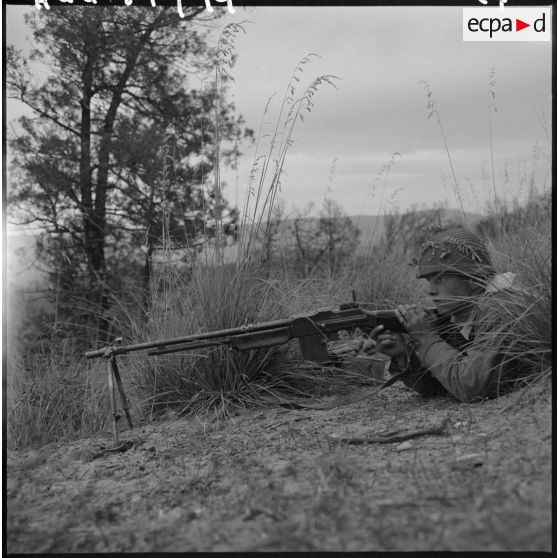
[125,263,289,418]
[418,79,468,226]
[6,341,109,449]
[238,54,339,265]
[478,190,552,397]
[125,53,342,419]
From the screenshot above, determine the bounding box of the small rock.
[451,453,483,470]
[396,441,413,452]
[50,484,66,494]
[456,453,483,465]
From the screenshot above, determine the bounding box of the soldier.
[372,226,525,403]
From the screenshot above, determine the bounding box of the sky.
[5,3,553,223]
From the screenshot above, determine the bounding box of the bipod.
[103,349,133,447]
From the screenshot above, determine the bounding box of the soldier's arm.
[394,303,506,403]
[412,332,504,403]
[388,335,446,397]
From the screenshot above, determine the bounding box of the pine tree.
[7,6,250,345]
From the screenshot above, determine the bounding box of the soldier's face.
[426,273,475,317]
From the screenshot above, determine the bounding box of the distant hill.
[349,209,483,253]
[6,208,484,288]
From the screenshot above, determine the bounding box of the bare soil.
[6,381,553,553]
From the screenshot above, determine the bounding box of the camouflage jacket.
[391,273,527,403]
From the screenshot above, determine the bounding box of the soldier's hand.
[395,304,436,334]
[371,325,406,358]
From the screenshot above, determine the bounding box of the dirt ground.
[6,380,553,553]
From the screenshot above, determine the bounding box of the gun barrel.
[148,339,229,356]
[84,317,291,359]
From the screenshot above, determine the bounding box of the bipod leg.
[106,357,119,447]
[110,357,133,429]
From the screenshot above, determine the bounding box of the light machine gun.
[85,302,408,445]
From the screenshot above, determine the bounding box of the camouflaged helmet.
[414,227,495,280]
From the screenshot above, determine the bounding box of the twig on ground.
[328,418,449,445]
[90,440,135,460]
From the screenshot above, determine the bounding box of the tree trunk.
[79,31,108,342]
[88,18,162,343]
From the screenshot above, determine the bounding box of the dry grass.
[117,54,346,420]
[481,191,552,394]
[6,349,108,449]
[126,264,291,419]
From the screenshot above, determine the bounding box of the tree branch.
[7,88,81,138]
